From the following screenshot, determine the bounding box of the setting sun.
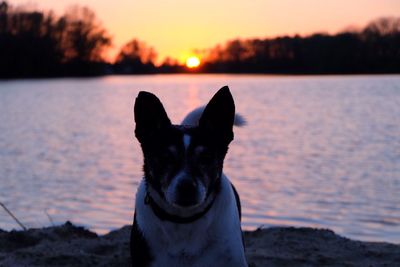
[186,56,200,68]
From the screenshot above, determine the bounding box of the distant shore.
[0,222,399,266]
[1,72,400,81]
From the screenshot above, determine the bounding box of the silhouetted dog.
[131,86,247,267]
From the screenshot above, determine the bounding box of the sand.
[0,222,399,266]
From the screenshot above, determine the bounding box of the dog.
[131,86,248,267]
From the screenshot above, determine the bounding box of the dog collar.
[144,191,217,224]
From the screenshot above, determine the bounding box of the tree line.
[0,2,114,77]
[0,1,399,78]
[200,17,400,74]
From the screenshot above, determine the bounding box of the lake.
[0,74,399,243]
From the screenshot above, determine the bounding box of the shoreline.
[1,73,400,82]
[0,222,399,266]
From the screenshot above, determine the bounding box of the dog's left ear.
[134,91,171,143]
[199,86,235,144]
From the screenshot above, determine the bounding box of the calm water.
[0,75,399,243]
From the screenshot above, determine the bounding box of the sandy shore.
[0,222,399,266]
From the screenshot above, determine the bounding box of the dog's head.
[134,86,235,210]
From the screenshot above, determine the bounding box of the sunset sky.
[9,0,400,63]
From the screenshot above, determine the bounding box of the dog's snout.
[175,179,198,207]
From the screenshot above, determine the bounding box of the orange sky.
[10,0,400,63]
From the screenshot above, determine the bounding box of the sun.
[186,56,200,68]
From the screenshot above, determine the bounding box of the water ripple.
[0,75,399,243]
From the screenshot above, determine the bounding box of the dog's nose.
[175,179,198,207]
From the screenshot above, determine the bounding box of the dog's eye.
[159,148,178,165]
[197,152,213,164]
[160,151,174,161]
[194,146,213,164]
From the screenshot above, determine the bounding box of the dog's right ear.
[134,91,171,143]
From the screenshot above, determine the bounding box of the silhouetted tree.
[61,6,111,63]
[363,17,400,36]
[201,17,400,74]
[157,57,185,73]
[0,1,111,78]
[114,39,157,74]
[0,2,61,77]
[0,1,8,32]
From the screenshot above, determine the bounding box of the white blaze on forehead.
[163,134,210,208]
[183,134,191,151]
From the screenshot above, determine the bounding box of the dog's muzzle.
[174,178,200,207]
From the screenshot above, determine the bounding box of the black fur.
[130,212,153,267]
[231,183,242,220]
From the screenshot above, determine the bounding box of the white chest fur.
[135,175,248,267]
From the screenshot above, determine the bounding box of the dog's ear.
[199,86,235,144]
[134,91,171,143]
